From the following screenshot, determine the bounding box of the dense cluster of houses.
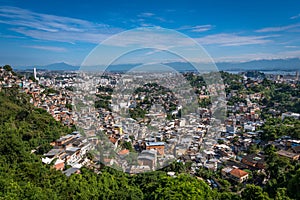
[0,67,23,88]
[89,71,300,186]
[42,131,98,176]
[1,67,299,185]
[0,67,75,126]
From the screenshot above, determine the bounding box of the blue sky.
[1,0,300,66]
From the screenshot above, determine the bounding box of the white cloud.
[97,29,277,50]
[11,27,110,44]
[0,34,25,39]
[144,49,164,56]
[23,45,67,52]
[0,6,121,44]
[290,14,300,20]
[191,25,214,32]
[136,12,172,24]
[195,33,277,46]
[102,28,196,49]
[138,12,155,17]
[285,45,298,48]
[178,25,214,32]
[0,6,108,31]
[256,23,300,32]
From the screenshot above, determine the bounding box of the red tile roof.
[118,149,129,155]
[230,168,248,178]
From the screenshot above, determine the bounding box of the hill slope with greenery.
[0,88,221,199]
[1,85,298,200]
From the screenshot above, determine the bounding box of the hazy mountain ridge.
[216,58,300,71]
[14,58,300,72]
[15,62,79,71]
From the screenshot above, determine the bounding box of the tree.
[149,174,215,200]
[241,184,270,200]
[264,144,276,156]
[219,192,240,200]
[248,144,260,154]
[121,141,133,152]
[3,64,12,71]
[287,169,300,199]
[275,188,291,200]
[28,75,37,82]
[218,179,231,192]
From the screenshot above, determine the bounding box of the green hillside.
[0,87,221,199]
[1,86,298,200]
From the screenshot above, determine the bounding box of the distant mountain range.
[167,58,300,72]
[15,62,79,71]
[14,58,300,72]
[216,58,300,71]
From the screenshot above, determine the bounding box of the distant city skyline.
[1,0,300,66]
